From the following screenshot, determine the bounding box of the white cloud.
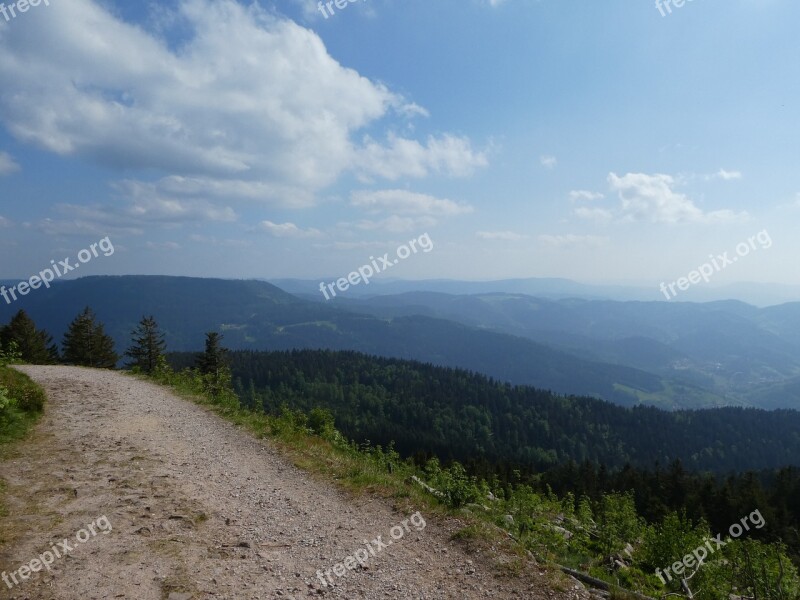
[712,168,743,181]
[144,176,316,209]
[356,133,488,181]
[0,0,483,219]
[0,152,20,175]
[34,183,237,237]
[351,189,473,216]
[606,172,747,224]
[257,221,322,238]
[116,181,238,223]
[538,234,608,247]
[540,155,557,170]
[476,231,529,241]
[0,215,11,227]
[569,190,604,202]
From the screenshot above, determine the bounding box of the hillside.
[0,275,724,409]
[332,292,800,408]
[168,349,800,474]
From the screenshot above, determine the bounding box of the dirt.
[0,366,590,600]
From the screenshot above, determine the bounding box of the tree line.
[164,348,800,474]
[0,309,228,386]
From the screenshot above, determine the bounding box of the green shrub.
[0,366,46,443]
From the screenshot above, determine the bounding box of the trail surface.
[0,366,588,599]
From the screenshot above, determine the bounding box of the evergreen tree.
[196,332,227,375]
[0,310,59,364]
[124,316,166,373]
[195,332,230,397]
[62,307,119,368]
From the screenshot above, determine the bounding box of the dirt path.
[0,366,587,600]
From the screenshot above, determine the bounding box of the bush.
[0,366,46,443]
[0,341,21,367]
[0,385,16,423]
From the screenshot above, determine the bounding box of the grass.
[0,365,46,450]
[0,363,48,541]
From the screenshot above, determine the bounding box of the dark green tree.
[124,316,166,373]
[195,332,231,397]
[62,307,119,369]
[0,310,59,364]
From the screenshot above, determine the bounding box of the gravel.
[0,366,590,600]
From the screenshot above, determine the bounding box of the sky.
[0,0,798,293]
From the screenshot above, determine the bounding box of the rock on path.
[0,366,589,600]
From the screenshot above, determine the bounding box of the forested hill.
[169,349,800,474]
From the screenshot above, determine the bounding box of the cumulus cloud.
[0,215,11,227]
[0,0,485,220]
[33,181,238,237]
[573,173,747,225]
[356,133,488,181]
[607,173,746,224]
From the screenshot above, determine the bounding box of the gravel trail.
[0,366,588,600]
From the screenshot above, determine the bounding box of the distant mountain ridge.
[270,277,800,307]
[332,291,800,408]
[0,275,729,409]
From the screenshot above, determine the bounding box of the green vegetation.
[0,310,59,364]
[167,349,800,474]
[153,346,800,599]
[0,341,47,446]
[62,307,119,368]
[124,315,166,373]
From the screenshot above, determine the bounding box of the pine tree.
[62,307,119,369]
[124,316,166,373]
[195,332,230,397]
[0,310,59,364]
[196,332,227,375]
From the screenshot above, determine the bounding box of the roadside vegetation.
[128,319,799,600]
[0,342,46,448]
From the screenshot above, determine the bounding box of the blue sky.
[0,0,798,293]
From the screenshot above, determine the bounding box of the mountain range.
[2,275,798,410]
